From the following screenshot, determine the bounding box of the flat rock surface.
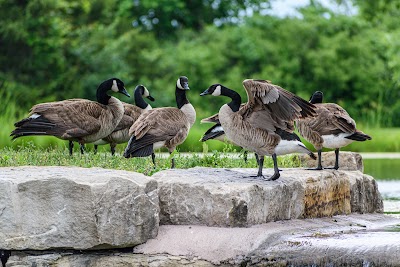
[0,166,160,250]
[135,214,400,265]
[8,214,399,266]
[152,167,383,226]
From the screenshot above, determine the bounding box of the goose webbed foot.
[265,172,280,181]
[306,166,324,171]
[249,174,265,179]
[324,166,339,170]
[267,153,281,181]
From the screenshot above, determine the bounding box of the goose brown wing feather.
[113,104,142,132]
[238,100,295,133]
[30,100,104,137]
[242,79,316,122]
[306,104,356,135]
[129,107,189,140]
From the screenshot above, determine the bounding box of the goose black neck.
[222,86,241,112]
[176,88,189,109]
[134,88,149,109]
[96,82,112,105]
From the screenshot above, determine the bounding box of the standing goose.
[124,76,196,168]
[296,91,371,170]
[200,116,316,163]
[93,84,155,155]
[200,79,316,180]
[11,78,130,154]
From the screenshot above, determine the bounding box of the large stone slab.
[152,167,382,227]
[6,214,400,266]
[0,166,159,250]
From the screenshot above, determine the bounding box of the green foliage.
[131,0,269,39]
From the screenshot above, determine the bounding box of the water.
[363,158,400,181]
[363,154,400,216]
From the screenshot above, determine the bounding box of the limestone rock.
[299,151,364,171]
[0,166,159,250]
[7,252,217,267]
[152,167,382,227]
[8,214,399,267]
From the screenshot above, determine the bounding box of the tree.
[131,0,270,39]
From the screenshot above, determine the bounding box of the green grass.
[0,144,305,176]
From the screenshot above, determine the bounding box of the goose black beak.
[200,89,210,96]
[183,82,190,90]
[147,95,155,101]
[120,87,131,97]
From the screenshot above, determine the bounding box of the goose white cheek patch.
[212,85,221,96]
[176,79,183,89]
[111,80,119,92]
[144,88,149,97]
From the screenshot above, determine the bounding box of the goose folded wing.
[46,101,103,138]
[130,108,189,140]
[113,115,135,132]
[309,106,355,135]
[242,79,316,121]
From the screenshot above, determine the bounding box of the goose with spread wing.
[200,112,317,164]
[200,79,316,180]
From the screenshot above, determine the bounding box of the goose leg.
[307,149,323,170]
[243,150,248,163]
[254,153,259,166]
[110,144,116,156]
[79,143,85,155]
[170,152,175,169]
[151,153,156,167]
[326,148,340,170]
[334,148,339,169]
[256,155,264,178]
[68,141,74,156]
[266,153,280,181]
[94,145,98,155]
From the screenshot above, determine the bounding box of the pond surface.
[362,154,400,215]
[363,158,400,181]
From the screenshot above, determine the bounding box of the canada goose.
[11,78,130,154]
[200,118,317,163]
[200,79,316,180]
[124,76,196,168]
[296,91,372,170]
[93,84,155,155]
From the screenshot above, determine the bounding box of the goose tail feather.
[345,131,372,141]
[11,115,55,139]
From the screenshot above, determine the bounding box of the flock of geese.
[10,76,371,181]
